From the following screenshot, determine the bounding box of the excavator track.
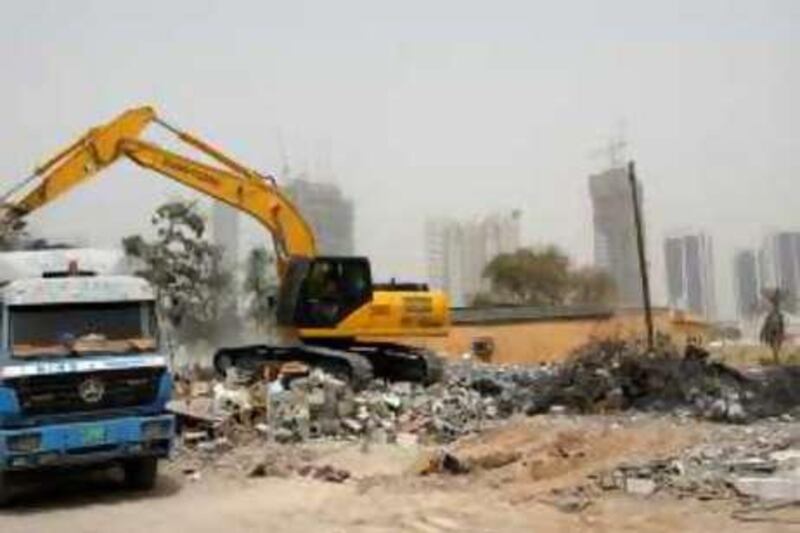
[213,342,374,390]
[306,341,444,385]
[347,342,444,385]
[213,341,444,390]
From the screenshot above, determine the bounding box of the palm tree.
[759,288,785,364]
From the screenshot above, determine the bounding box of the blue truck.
[0,249,174,503]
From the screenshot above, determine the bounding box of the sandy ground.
[0,416,797,533]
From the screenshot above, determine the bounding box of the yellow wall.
[412,309,708,364]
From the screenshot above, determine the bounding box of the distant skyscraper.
[212,202,239,270]
[425,210,521,306]
[284,178,355,255]
[758,231,800,313]
[663,232,716,320]
[589,167,643,307]
[733,249,759,321]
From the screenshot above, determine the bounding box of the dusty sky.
[1,0,799,319]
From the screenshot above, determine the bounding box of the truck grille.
[7,367,164,416]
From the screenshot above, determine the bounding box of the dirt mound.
[430,416,701,499]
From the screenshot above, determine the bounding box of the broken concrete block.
[770,449,800,469]
[383,393,402,411]
[733,476,800,500]
[725,401,747,423]
[625,477,657,496]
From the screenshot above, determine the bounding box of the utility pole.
[628,161,654,352]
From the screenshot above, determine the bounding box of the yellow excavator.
[0,106,449,387]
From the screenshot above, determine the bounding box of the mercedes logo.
[78,377,105,404]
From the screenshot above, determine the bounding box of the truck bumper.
[0,414,174,471]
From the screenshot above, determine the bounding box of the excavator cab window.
[276,257,373,328]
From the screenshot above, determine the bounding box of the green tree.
[482,246,570,305]
[242,246,277,332]
[567,266,616,305]
[480,245,616,307]
[122,201,233,343]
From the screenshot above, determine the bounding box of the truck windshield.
[9,302,157,358]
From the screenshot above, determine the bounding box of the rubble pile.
[170,338,800,454]
[591,422,800,501]
[171,366,510,448]
[461,339,800,423]
[263,368,505,444]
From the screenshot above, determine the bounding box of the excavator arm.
[2,106,315,274]
[9,107,156,215]
[120,138,315,264]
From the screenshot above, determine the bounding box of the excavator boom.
[4,107,315,274]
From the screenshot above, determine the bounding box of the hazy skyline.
[1,1,799,319]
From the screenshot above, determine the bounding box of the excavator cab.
[276,256,373,329]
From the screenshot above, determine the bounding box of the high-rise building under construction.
[733,249,760,321]
[758,231,800,313]
[212,201,240,269]
[588,167,643,307]
[663,232,716,320]
[284,178,355,256]
[425,210,521,307]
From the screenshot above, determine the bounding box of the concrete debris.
[452,339,800,423]
[169,338,800,455]
[171,364,511,446]
[590,422,800,502]
[625,477,657,496]
[733,475,800,501]
[167,337,800,497]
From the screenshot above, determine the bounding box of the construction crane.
[0,106,449,387]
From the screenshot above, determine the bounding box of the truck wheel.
[123,457,158,491]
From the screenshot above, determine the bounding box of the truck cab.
[0,249,174,503]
